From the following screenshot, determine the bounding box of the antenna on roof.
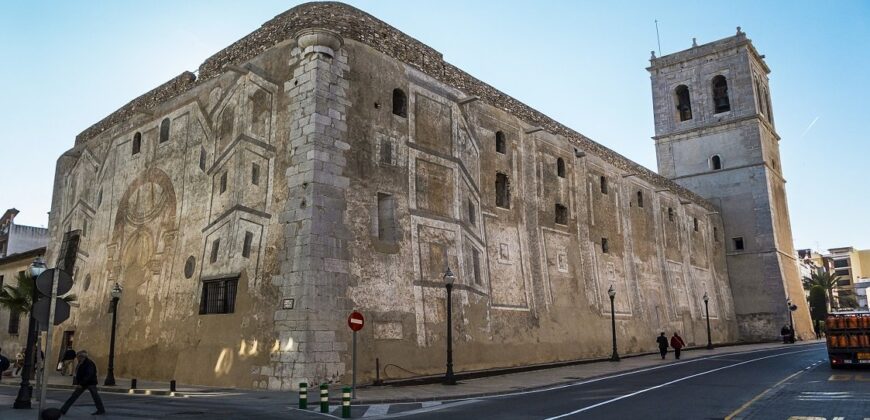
[654,19,662,57]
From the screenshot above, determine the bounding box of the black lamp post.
[608,285,620,362]
[104,283,122,386]
[786,298,797,344]
[703,292,714,350]
[13,257,46,409]
[443,267,457,385]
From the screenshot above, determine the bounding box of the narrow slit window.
[495,173,510,209]
[675,85,692,121]
[601,237,609,253]
[251,163,260,186]
[555,203,568,225]
[392,88,407,117]
[220,171,228,194]
[668,207,674,222]
[132,132,141,155]
[713,227,720,242]
[468,199,476,226]
[242,231,253,258]
[199,147,207,171]
[472,248,481,285]
[380,140,393,165]
[556,158,566,178]
[210,238,220,263]
[636,191,644,208]
[600,176,608,194]
[712,75,730,113]
[495,131,506,154]
[159,118,171,143]
[377,193,397,241]
[693,217,699,232]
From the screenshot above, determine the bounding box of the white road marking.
[374,400,478,418]
[420,401,442,408]
[362,404,391,417]
[544,347,820,420]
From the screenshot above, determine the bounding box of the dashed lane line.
[724,359,824,420]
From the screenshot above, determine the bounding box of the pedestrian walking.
[13,351,24,376]
[670,332,686,360]
[60,347,77,376]
[780,324,791,343]
[656,332,668,359]
[0,348,11,382]
[60,351,106,416]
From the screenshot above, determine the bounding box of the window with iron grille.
[199,278,239,315]
[8,309,21,335]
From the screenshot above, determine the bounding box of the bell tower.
[648,29,812,340]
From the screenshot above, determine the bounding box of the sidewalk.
[0,371,225,397]
[347,340,825,404]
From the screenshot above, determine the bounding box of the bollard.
[130,379,137,390]
[298,382,308,409]
[374,358,383,386]
[320,384,329,413]
[170,380,177,392]
[342,386,351,418]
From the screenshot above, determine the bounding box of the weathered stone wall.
[46,2,740,390]
[649,32,813,341]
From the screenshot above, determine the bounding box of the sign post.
[347,311,364,399]
[37,268,60,414]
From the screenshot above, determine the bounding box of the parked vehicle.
[825,311,870,368]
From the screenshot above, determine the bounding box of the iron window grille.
[199,277,239,315]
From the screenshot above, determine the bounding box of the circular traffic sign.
[35,269,74,297]
[348,311,364,331]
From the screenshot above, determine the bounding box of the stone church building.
[39,2,811,389]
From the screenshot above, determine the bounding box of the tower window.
[675,85,692,121]
[600,176,608,194]
[380,140,393,165]
[764,89,774,123]
[556,158,566,178]
[668,207,674,222]
[712,75,730,113]
[199,277,238,315]
[495,173,510,209]
[468,199,476,226]
[159,118,171,143]
[210,238,220,263]
[220,171,228,194]
[242,231,253,258]
[392,88,407,117]
[199,147,207,171]
[251,163,260,186]
[693,217,699,232]
[711,155,722,170]
[713,227,719,242]
[377,193,398,242]
[472,248,481,285]
[636,191,644,208]
[732,237,744,251]
[495,131,506,154]
[601,237,609,254]
[555,203,568,225]
[132,132,141,155]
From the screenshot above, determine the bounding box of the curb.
[345,341,825,405]
[0,382,188,398]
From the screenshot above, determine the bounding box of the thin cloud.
[800,116,819,138]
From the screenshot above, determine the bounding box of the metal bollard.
[299,382,308,409]
[130,379,137,390]
[170,380,176,392]
[342,386,351,418]
[320,384,329,413]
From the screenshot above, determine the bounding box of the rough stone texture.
[42,2,745,390]
[648,31,813,341]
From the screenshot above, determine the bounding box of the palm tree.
[802,269,839,310]
[0,271,77,315]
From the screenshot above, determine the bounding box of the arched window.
[132,132,141,155]
[392,88,407,117]
[712,75,730,113]
[495,131,506,154]
[159,118,171,143]
[711,155,722,170]
[675,85,692,121]
[556,158,566,178]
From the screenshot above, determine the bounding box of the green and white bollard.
[342,386,351,418]
[299,382,308,409]
[320,384,329,413]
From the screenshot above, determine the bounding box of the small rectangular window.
[835,268,851,277]
[468,199,476,226]
[601,237,609,253]
[210,239,220,263]
[7,309,20,335]
[555,203,568,225]
[82,219,88,237]
[713,227,719,242]
[377,193,397,242]
[637,191,644,208]
[199,147,207,171]
[472,248,481,285]
[199,277,239,315]
[496,173,510,209]
[833,259,849,268]
[160,118,171,143]
[495,131,506,154]
[380,141,393,165]
[251,163,260,186]
[220,172,228,194]
[600,176,608,194]
[693,218,699,232]
[733,237,744,251]
[242,231,253,258]
[668,207,674,222]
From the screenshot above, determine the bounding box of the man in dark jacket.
[60,351,105,415]
[670,332,686,360]
[656,333,668,359]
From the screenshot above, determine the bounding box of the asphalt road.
[5,343,865,419]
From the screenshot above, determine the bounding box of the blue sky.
[1,1,867,251]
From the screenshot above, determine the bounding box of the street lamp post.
[608,285,620,362]
[703,292,714,350]
[443,267,457,385]
[786,298,797,344]
[104,283,122,386]
[13,257,46,409]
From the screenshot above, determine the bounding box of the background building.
[825,246,870,308]
[0,208,48,258]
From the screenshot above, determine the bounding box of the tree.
[803,269,840,310]
[0,271,77,315]
[808,285,828,322]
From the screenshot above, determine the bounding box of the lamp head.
[30,256,47,278]
[607,284,615,298]
[443,267,456,286]
[110,283,123,299]
[703,291,709,303]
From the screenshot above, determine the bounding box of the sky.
[0,1,867,251]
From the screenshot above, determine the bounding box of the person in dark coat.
[656,332,669,359]
[60,351,105,415]
[670,332,686,360]
[781,325,791,343]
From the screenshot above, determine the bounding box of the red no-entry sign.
[348,311,364,331]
